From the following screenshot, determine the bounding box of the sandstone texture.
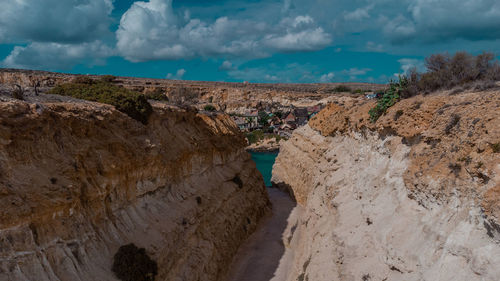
[0,94,270,281]
[272,89,500,281]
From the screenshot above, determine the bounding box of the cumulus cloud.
[219,60,235,71]
[2,41,114,70]
[384,0,500,43]
[0,0,113,44]
[116,0,332,61]
[319,72,335,83]
[166,68,186,79]
[398,58,426,73]
[344,5,373,21]
[365,41,384,52]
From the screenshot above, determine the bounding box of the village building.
[294,108,309,126]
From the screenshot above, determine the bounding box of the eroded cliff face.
[0,98,270,281]
[272,90,500,281]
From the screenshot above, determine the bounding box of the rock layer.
[0,99,270,281]
[272,90,500,281]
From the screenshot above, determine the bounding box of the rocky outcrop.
[272,90,500,281]
[0,97,270,281]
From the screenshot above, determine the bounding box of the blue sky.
[0,0,499,83]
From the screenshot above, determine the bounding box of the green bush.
[112,244,158,281]
[246,130,265,144]
[407,51,500,95]
[491,143,500,153]
[333,85,351,92]
[369,75,408,122]
[47,81,153,124]
[203,104,216,111]
[146,88,169,101]
[100,75,116,83]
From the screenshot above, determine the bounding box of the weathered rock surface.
[272,90,500,281]
[0,97,270,281]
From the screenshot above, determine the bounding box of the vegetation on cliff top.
[47,77,153,124]
[369,51,500,122]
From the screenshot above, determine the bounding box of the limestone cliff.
[272,90,500,281]
[0,97,270,281]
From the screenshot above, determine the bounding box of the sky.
[0,0,499,83]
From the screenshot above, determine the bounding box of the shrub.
[146,88,169,101]
[393,110,404,121]
[72,76,95,85]
[12,85,24,100]
[369,75,407,122]
[100,75,116,83]
[491,143,500,153]
[333,85,351,92]
[408,51,500,94]
[203,104,216,111]
[444,114,460,134]
[112,243,158,281]
[47,81,153,124]
[246,130,264,144]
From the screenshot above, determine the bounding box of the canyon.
[1,70,499,281]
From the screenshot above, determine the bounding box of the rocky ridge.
[272,89,500,281]
[0,68,384,114]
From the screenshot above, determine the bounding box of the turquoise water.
[250,151,279,187]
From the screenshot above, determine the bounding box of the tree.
[258,111,269,127]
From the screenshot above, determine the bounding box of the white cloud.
[2,41,114,70]
[219,60,235,71]
[365,41,384,52]
[384,0,500,43]
[398,58,425,73]
[0,0,113,44]
[344,5,374,21]
[264,26,332,52]
[116,0,333,61]
[319,72,335,83]
[166,68,186,79]
[343,67,372,76]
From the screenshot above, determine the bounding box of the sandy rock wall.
[272,90,500,281]
[0,99,270,281]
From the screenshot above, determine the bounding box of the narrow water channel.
[249,151,278,187]
[224,151,297,281]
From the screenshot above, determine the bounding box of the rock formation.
[272,89,500,281]
[0,95,270,281]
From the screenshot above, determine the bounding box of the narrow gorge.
[1,77,499,281]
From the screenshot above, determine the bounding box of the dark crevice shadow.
[225,187,297,281]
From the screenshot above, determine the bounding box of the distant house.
[294,108,309,126]
[243,111,259,130]
[233,116,248,130]
[270,116,281,127]
[283,112,296,124]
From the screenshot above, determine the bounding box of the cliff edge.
[0,96,270,281]
[272,89,500,281]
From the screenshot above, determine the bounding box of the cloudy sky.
[0,0,499,83]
